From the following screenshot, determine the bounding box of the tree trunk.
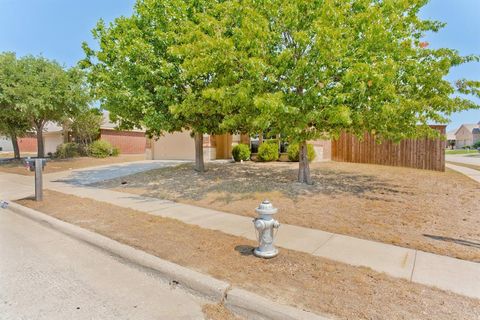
[36,123,45,158]
[194,132,205,172]
[297,140,312,184]
[258,131,264,145]
[10,132,20,159]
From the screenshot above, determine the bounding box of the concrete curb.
[7,202,330,320]
[226,288,330,320]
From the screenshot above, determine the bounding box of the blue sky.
[0,0,478,131]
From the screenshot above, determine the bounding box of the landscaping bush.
[232,144,251,162]
[55,142,80,159]
[257,140,279,162]
[287,143,316,162]
[88,140,115,158]
[111,147,120,157]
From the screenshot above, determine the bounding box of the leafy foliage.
[71,107,102,146]
[232,144,251,161]
[257,141,279,162]
[88,140,115,158]
[55,143,81,159]
[287,143,316,162]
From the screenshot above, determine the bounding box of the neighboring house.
[99,112,147,154]
[18,123,64,155]
[454,122,480,148]
[0,136,13,152]
[446,130,457,149]
[148,131,331,162]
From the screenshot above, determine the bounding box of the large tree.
[0,52,32,159]
[13,56,89,157]
[242,0,480,184]
[82,0,263,172]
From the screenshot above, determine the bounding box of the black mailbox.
[24,158,47,172]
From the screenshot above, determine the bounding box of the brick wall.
[18,136,37,153]
[100,129,146,154]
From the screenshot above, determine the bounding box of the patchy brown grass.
[0,154,146,175]
[96,161,480,262]
[17,190,480,320]
[202,304,242,320]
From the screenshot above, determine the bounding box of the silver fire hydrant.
[253,200,280,258]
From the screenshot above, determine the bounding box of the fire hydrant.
[253,200,280,258]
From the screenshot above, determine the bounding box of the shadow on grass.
[423,234,480,249]
[91,162,409,203]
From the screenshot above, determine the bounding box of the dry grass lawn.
[17,190,480,320]
[96,161,480,262]
[0,154,145,175]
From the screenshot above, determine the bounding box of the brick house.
[148,131,331,161]
[99,113,146,154]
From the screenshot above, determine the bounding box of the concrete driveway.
[47,160,186,186]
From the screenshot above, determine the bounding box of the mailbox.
[24,158,47,172]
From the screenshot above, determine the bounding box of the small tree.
[71,107,102,147]
[14,56,89,157]
[0,52,32,159]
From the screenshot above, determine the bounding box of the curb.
[226,288,330,320]
[7,202,330,320]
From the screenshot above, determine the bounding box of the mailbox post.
[35,158,43,201]
[24,158,46,201]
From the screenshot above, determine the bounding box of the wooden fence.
[331,126,446,171]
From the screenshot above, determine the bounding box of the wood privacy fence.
[331,126,446,171]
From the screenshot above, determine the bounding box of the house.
[16,113,148,157]
[17,122,64,155]
[99,112,147,154]
[446,130,457,149]
[454,122,480,148]
[148,131,331,161]
[0,136,13,152]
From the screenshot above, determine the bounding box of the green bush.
[232,144,251,162]
[473,141,480,149]
[88,140,115,158]
[287,143,316,162]
[111,147,120,157]
[55,142,80,159]
[257,140,279,162]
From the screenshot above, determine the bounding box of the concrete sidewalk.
[41,180,480,300]
[446,162,480,183]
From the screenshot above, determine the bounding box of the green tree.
[244,0,480,184]
[82,0,265,172]
[0,52,32,159]
[14,56,89,157]
[71,107,103,147]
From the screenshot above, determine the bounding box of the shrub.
[111,147,120,157]
[232,144,251,162]
[473,141,480,149]
[257,140,279,162]
[55,142,80,159]
[287,143,316,162]
[88,140,114,158]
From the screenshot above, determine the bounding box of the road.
[0,208,206,320]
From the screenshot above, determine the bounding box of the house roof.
[101,111,146,133]
[446,130,457,140]
[454,123,480,135]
